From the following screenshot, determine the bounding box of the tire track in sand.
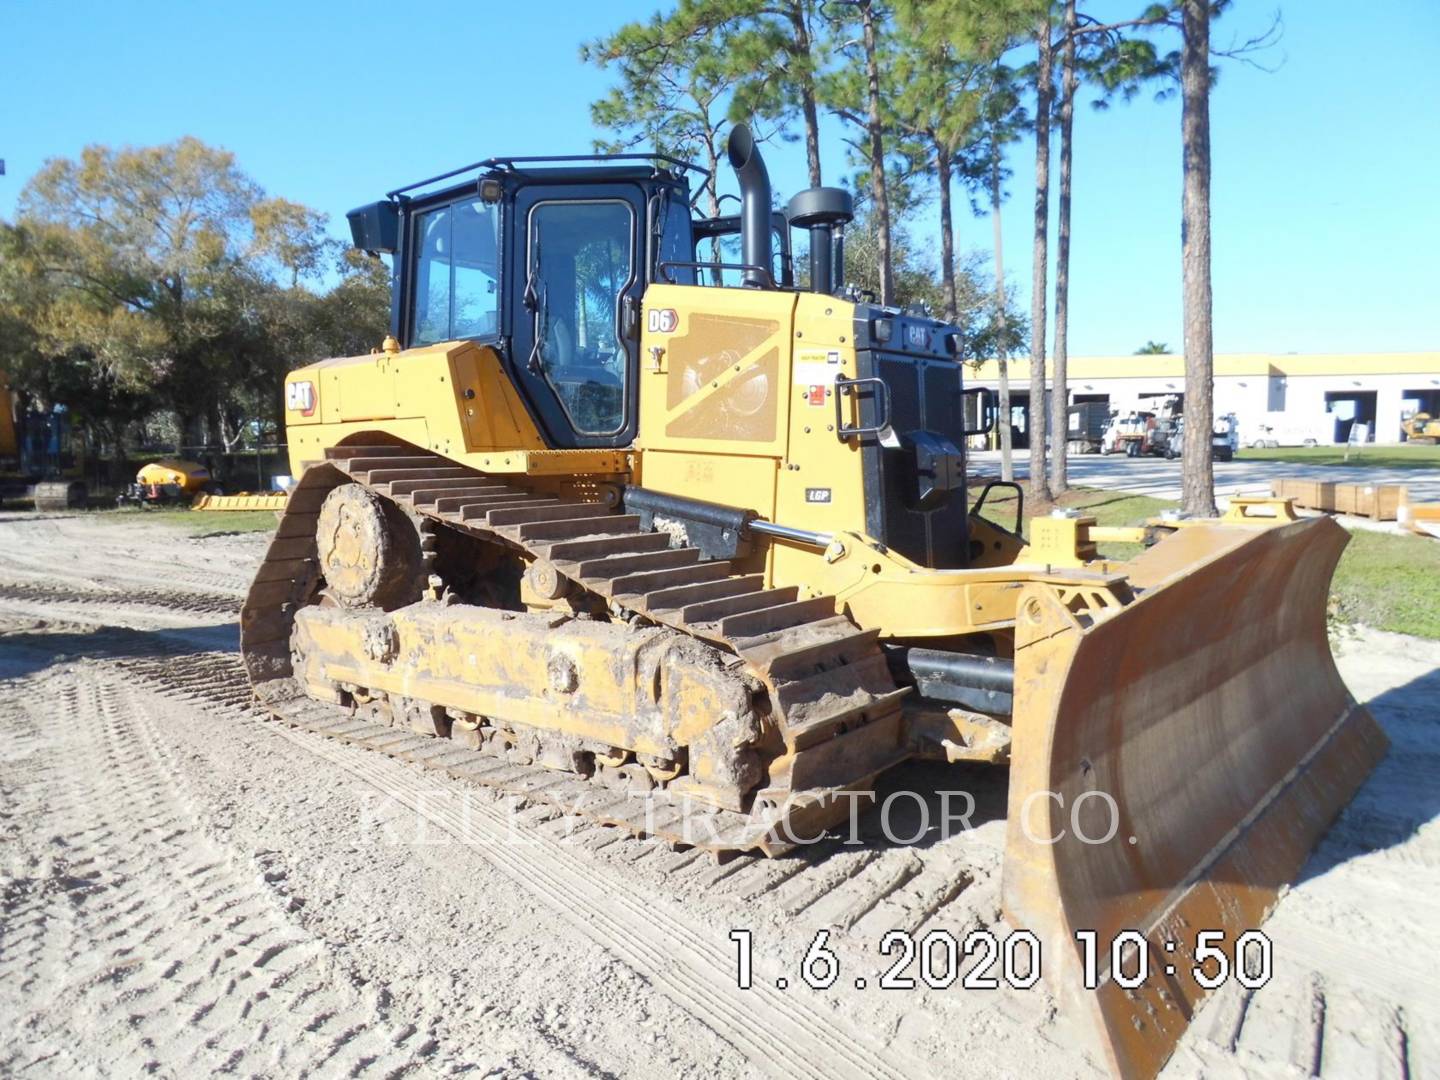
[264,710,923,1080]
[0,670,433,1077]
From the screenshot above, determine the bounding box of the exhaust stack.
[787,187,854,295]
[726,124,772,288]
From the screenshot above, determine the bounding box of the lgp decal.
[805,488,832,503]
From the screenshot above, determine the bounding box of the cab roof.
[387,153,705,202]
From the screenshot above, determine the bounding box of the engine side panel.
[279,340,636,479]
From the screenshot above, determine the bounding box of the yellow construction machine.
[243,126,1385,1078]
[1402,410,1440,443]
[117,458,218,507]
[116,458,289,510]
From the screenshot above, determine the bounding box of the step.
[719,596,839,640]
[514,514,643,543]
[344,455,446,475]
[485,502,611,527]
[408,484,512,506]
[325,445,412,461]
[572,547,700,580]
[770,652,897,723]
[763,627,884,682]
[784,687,910,750]
[394,478,507,499]
[437,491,533,515]
[642,574,765,612]
[362,467,473,486]
[609,562,731,598]
[680,587,799,626]
[456,497,557,520]
[734,615,859,664]
[539,532,673,562]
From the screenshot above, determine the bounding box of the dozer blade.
[1003,516,1387,1079]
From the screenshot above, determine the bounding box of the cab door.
[510,185,646,448]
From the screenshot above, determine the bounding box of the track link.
[241,445,909,854]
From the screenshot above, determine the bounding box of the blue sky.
[3,0,1436,355]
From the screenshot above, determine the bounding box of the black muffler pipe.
[808,226,833,295]
[727,123,772,288]
[786,187,852,296]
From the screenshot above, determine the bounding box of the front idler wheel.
[315,484,424,609]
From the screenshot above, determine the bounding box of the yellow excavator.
[242,126,1385,1079]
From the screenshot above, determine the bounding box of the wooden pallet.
[1270,477,1407,521]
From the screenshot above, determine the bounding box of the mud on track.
[1,510,1435,1077]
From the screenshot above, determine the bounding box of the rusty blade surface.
[1004,516,1388,1080]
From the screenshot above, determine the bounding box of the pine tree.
[971,66,1029,482]
[1049,0,1077,495]
[677,0,828,186]
[1028,11,1055,502]
[1179,0,1216,516]
[582,11,740,217]
[820,0,898,306]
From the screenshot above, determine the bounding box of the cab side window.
[412,197,499,345]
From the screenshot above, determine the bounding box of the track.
[242,446,913,853]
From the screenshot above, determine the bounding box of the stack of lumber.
[1270,477,1406,521]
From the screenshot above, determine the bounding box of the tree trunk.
[180,410,204,453]
[789,2,823,187]
[1049,0,1077,497]
[992,148,1013,483]
[108,422,130,486]
[1181,0,1217,516]
[11,388,31,474]
[208,403,227,480]
[704,140,723,284]
[860,1,894,306]
[1028,16,1054,503]
[937,147,957,322]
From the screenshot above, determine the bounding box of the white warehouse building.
[966,352,1440,447]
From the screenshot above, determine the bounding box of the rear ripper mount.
[241,444,912,855]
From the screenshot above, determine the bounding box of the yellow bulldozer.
[1402,410,1440,443]
[243,126,1385,1078]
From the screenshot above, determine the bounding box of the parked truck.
[1244,410,1331,448]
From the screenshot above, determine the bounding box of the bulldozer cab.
[351,158,701,451]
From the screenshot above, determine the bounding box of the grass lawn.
[113,507,281,534]
[975,481,1440,639]
[1236,444,1440,469]
[1330,528,1440,640]
[972,483,1175,528]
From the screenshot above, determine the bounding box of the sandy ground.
[0,510,1434,1079]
